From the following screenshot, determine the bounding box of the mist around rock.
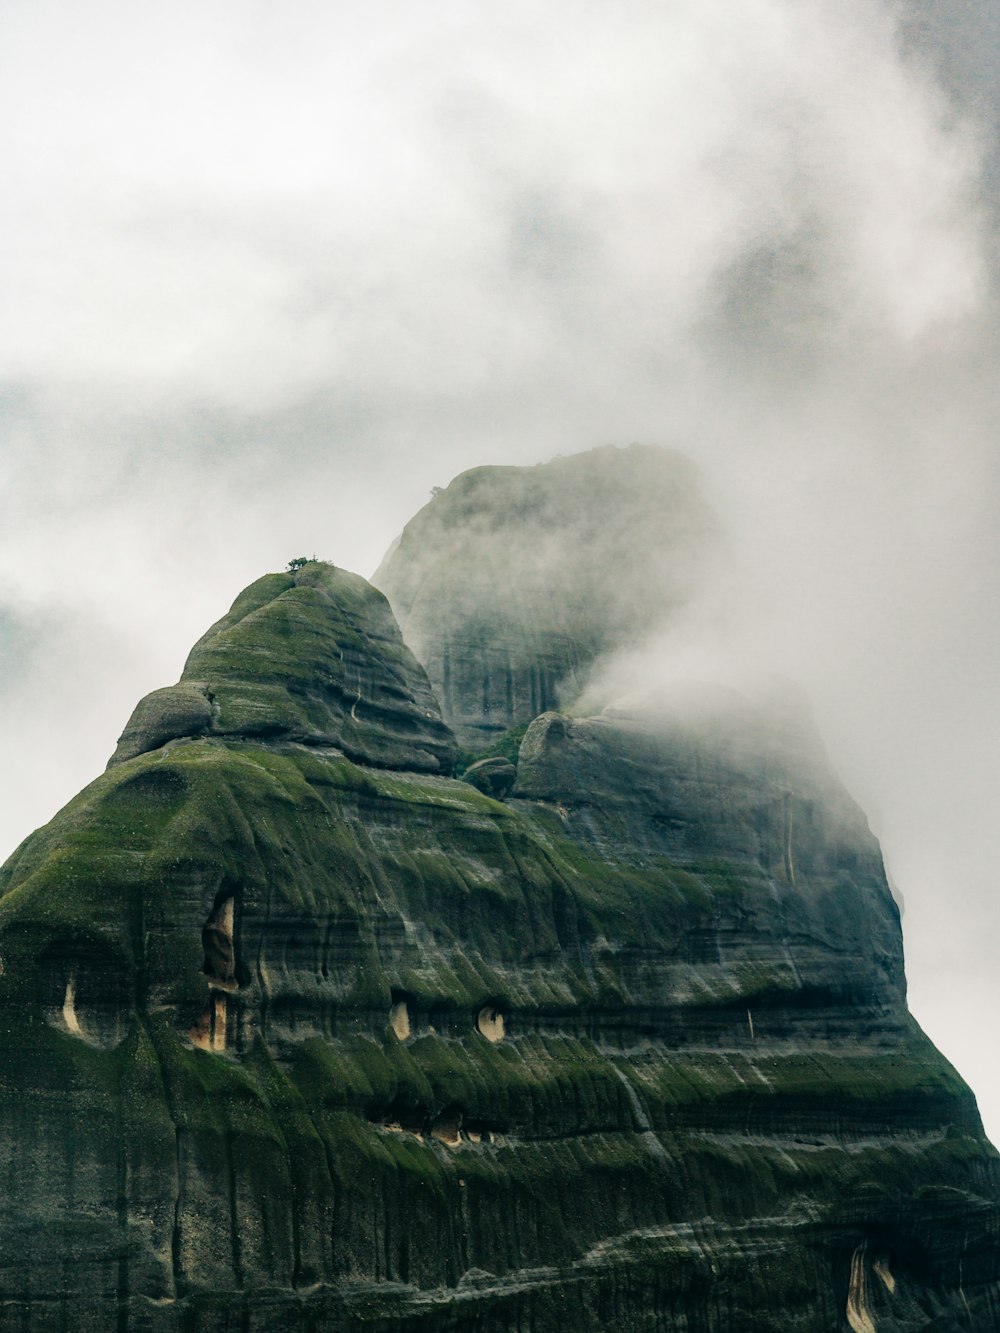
[375,445,850,819]
[374,445,724,753]
[1,455,999,1326]
[2,0,999,1153]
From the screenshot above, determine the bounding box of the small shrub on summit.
[286,556,310,571]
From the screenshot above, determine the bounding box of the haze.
[2,1,999,1141]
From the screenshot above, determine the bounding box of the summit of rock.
[375,445,722,750]
[108,560,457,774]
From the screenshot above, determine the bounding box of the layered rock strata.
[0,559,997,1331]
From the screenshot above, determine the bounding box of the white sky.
[2,0,999,1140]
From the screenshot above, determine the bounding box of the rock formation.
[109,562,456,774]
[0,451,998,1331]
[374,444,721,752]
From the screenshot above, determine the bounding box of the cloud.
[0,1,986,407]
[1,0,999,1137]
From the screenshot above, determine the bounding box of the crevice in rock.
[846,1240,877,1333]
[872,1254,895,1294]
[40,941,129,1047]
[430,1105,463,1146]
[62,974,82,1036]
[462,1119,499,1145]
[189,892,240,1051]
[476,1004,506,1043]
[226,1130,244,1289]
[372,1098,504,1149]
[378,1100,427,1138]
[202,894,238,991]
[190,991,229,1052]
[389,995,411,1041]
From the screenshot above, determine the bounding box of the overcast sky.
[2,1,999,1140]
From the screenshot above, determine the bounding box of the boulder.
[460,756,517,798]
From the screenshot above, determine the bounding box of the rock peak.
[109,560,457,773]
[375,443,722,750]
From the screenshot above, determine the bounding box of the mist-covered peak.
[108,560,456,773]
[374,444,723,750]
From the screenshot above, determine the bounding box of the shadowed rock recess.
[1,461,998,1331]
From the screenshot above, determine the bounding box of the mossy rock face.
[111,682,214,764]
[107,562,457,774]
[2,561,1000,1331]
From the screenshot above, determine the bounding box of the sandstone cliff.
[0,462,997,1331]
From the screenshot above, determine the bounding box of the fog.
[2,2,999,1138]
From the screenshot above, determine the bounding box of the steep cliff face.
[374,445,721,751]
[0,543,998,1330]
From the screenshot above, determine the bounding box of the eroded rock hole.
[389,999,411,1041]
[189,894,238,1052]
[477,1005,505,1042]
[463,1119,497,1145]
[202,896,237,990]
[62,975,82,1036]
[372,1104,500,1147]
[376,1100,426,1138]
[846,1240,877,1333]
[389,988,416,1040]
[430,1105,462,1146]
[40,939,129,1047]
[872,1255,895,1294]
[190,992,229,1053]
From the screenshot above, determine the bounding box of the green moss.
[363,769,504,815]
[457,723,530,773]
